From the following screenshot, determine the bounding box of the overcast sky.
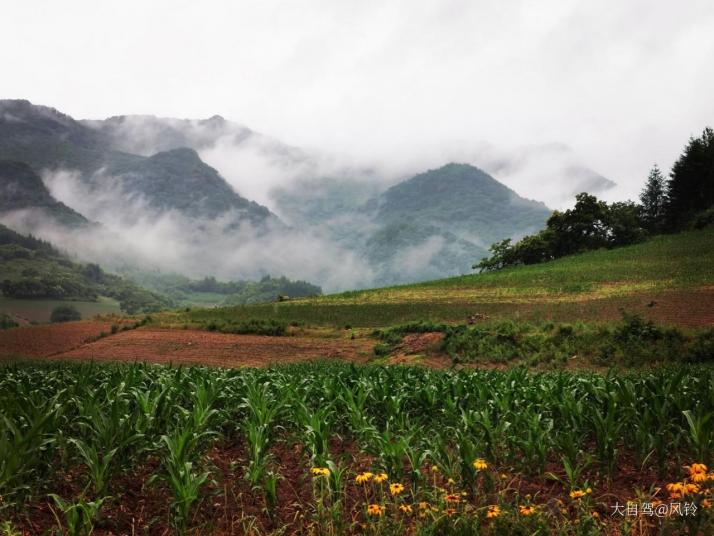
[3,0,714,200]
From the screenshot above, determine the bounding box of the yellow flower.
[418,502,430,510]
[431,465,439,473]
[447,478,456,485]
[586,487,592,494]
[367,503,385,516]
[444,507,457,517]
[689,463,708,475]
[389,483,405,496]
[399,504,413,514]
[311,467,330,477]
[444,493,461,504]
[592,511,600,519]
[519,505,536,516]
[473,458,488,470]
[486,505,501,519]
[356,472,373,484]
[570,490,586,499]
[373,472,388,483]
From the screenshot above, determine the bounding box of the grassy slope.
[171,229,714,328]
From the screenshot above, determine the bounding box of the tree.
[665,127,714,230]
[474,193,645,272]
[640,165,666,233]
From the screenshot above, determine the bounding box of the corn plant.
[48,494,107,536]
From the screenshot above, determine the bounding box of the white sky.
[3,0,714,200]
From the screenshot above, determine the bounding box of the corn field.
[1,361,713,535]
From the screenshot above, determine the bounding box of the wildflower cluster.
[666,463,714,506]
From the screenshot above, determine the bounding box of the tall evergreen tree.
[639,164,666,233]
[665,127,714,230]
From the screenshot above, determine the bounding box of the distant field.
[0,295,121,323]
[172,229,714,328]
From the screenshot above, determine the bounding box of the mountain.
[100,147,277,224]
[0,160,89,227]
[0,100,281,227]
[0,99,112,173]
[361,164,550,284]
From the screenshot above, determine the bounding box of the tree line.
[475,127,714,272]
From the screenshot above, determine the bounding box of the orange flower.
[445,493,461,504]
[399,504,413,514]
[444,507,457,517]
[688,463,708,476]
[486,505,501,519]
[692,472,708,483]
[519,505,536,516]
[367,503,385,517]
[684,483,700,495]
[570,490,586,499]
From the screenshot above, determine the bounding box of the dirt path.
[48,328,374,367]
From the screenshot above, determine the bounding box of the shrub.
[0,313,19,330]
[50,305,82,323]
[686,329,714,362]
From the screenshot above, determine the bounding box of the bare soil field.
[0,320,115,358]
[48,328,375,367]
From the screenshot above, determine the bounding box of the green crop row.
[1,361,714,534]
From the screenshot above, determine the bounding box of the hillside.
[101,147,278,224]
[0,160,89,227]
[175,228,714,328]
[0,223,171,314]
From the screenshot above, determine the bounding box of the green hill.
[175,228,714,328]
[0,223,171,314]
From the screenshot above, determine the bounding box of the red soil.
[49,328,374,367]
[0,320,115,358]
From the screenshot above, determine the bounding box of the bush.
[686,329,714,362]
[201,318,288,336]
[50,305,82,323]
[0,313,19,330]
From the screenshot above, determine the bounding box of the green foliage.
[640,164,667,233]
[50,305,82,323]
[441,315,712,366]
[203,318,288,336]
[48,494,107,536]
[1,360,714,533]
[692,206,714,229]
[0,313,18,330]
[475,193,646,272]
[665,127,714,230]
